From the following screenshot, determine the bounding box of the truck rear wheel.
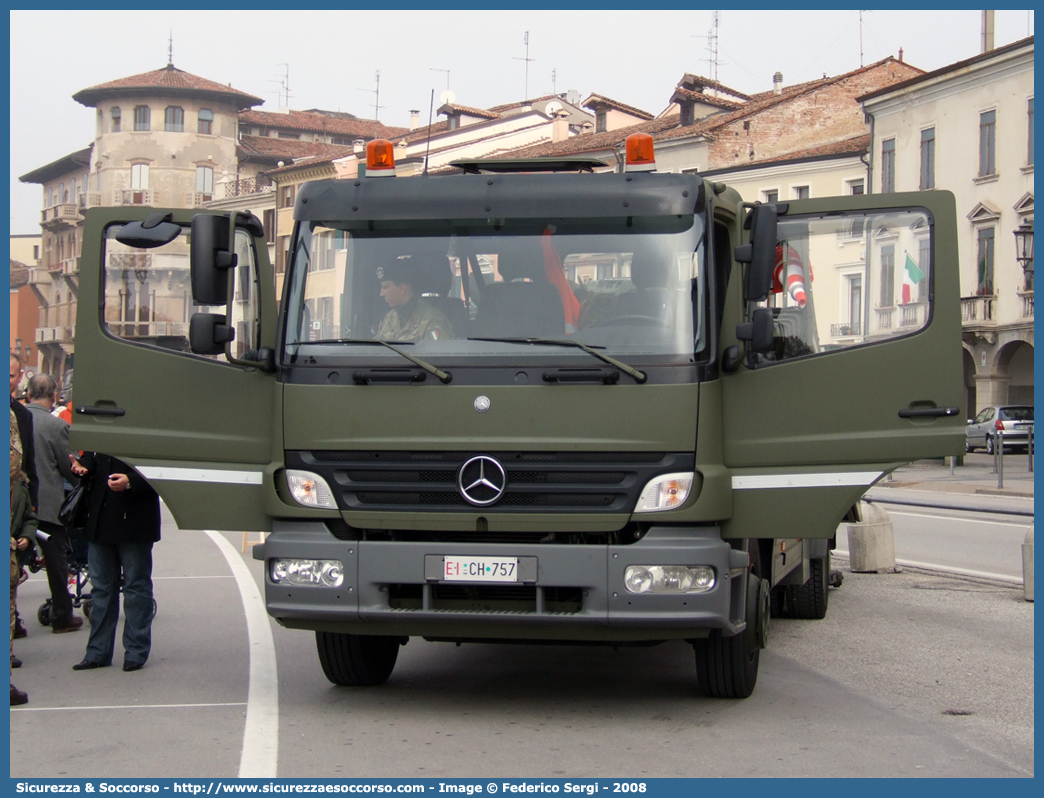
[315,632,401,686]
[694,541,764,698]
[785,553,829,620]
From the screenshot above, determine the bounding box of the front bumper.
[253,521,748,642]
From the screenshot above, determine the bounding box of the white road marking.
[13,702,247,712]
[883,510,1033,529]
[833,550,1022,584]
[205,530,279,778]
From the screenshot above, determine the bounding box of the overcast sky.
[8,8,1034,234]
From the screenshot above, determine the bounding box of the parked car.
[966,405,1034,454]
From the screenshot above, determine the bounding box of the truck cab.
[69,135,964,697]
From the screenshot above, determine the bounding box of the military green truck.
[70,134,963,698]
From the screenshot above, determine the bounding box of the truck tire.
[694,541,763,698]
[785,553,829,620]
[316,632,401,686]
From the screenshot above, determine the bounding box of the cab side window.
[102,224,261,362]
[753,210,934,365]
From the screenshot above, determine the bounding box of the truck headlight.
[634,472,694,512]
[271,559,344,588]
[286,470,337,509]
[624,565,715,594]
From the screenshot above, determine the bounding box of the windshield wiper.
[299,338,451,384]
[468,337,646,384]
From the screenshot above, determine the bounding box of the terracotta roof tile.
[670,87,744,111]
[581,94,653,120]
[238,109,408,140]
[487,95,559,113]
[438,103,501,120]
[497,114,683,159]
[238,136,356,163]
[10,260,29,290]
[73,64,263,108]
[677,74,751,101]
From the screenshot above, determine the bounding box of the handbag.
[59,479,90,531]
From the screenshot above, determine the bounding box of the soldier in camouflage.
[375,259,453,342]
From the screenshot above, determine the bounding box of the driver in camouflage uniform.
[375,259,453,342]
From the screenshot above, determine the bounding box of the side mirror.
[189,313,235,356]
[735,204,779,302]
[191,214,236,305]
[116,212,182,249]
[736,307,775,353]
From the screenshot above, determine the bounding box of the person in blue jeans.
[70,453,160,672]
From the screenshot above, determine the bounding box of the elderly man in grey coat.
[26,373,83,633]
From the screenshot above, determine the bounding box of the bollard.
[1023,528,1034,602]
[996,439,1004,489]
[847,501,896,573]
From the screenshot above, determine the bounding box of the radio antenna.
[423,89,435,175]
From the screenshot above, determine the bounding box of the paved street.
[9,457,1034,778]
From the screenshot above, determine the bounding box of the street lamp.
[1013,219,1034,289]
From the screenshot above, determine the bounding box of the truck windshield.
[283,215,705,370]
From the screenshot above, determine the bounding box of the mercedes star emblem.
[474,395,491,413]
[458,455,507,506]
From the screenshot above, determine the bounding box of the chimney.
[409,109,420,131]
[353,139,365,154]
[981,10,995,53]
[552,110,569,143]
[772,72,783,95]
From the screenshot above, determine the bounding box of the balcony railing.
[60,257,79,276]
[27,267,50,286]
[107,321,189,338]
[961,294,996,323]
[35,326,74,343]
[830,321,861,337]
[186,191,214,207]
[898,301,928,328]
[79,192,102,209]
[223,175,273,198]
[41,203,80,226]
[114,189,153,206]
[1019,290,1034,318]
[874,307,894,330]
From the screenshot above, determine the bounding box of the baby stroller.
[28,529,92,626]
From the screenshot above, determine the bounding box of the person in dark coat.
[70,453,160,672]
[9,354,38,508]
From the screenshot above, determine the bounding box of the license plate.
[443,556,519,583]
[1015,423,1031,429]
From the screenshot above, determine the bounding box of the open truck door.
[720,191,965,542]
[70,208,278,531]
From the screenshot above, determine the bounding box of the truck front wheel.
[693,541,764,698]
[316,632,402,686]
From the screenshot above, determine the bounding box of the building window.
[70,179,76,201]
[130,163,149,190]
[976,227,994,295]
[111,106,121,133]
[277,131,300,140]
[920,127,935,189]
[881,138,895,193]
[263,209,275,244]
[1028,98,1034,167]
[165,106,184,132]
[794,186,810,200]
[281,185,296,209]
[198,108,214,135]
[848,179,864,195]
[763,190,778,203]
[879,244,895,307]
[33,245,39,261]
[47,187,53,207]
[59,182,66,203]
[195,166,214,194]
[917,237,930,303]
[134,105,151,131]
[595,111,606,133]
[979,110,996,176]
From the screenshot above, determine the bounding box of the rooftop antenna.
[430,68,450,90]
[423,89,435,175]
[859,11,867,68]
[267,64,293,108]
[551,67,557,96]
[691,11,723,84]
[167,29,173,66]
[513,31,536,99]
[358,70,386,121]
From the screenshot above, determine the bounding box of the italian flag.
[902,252,925,305]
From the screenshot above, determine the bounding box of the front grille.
[388,583,583,613]
[287,450,694,514]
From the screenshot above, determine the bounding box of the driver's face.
[380,280,412,309]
